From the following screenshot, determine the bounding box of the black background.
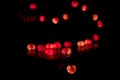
[15,0,113,80]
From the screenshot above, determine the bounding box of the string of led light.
[21,0,103,57]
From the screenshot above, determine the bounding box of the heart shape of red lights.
[18,0,103,59]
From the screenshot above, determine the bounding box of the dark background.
[15,0,113,80]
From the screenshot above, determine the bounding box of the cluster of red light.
[27,35,99,59]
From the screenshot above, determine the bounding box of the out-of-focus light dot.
[85,39,92,45]
[62,48,72,55]
[66,65,77,75]
[94,43,99,48]
[63,13,69,21]
[64,41,72,47]
[37,44,45,52]
[53,42,61,49]
[39,15,45,22]
[93,34,100,41]
[77,46,85,52]
[45,43,54,49]
[77,41,85,47]
[92,14,98,21]
[27,43,36,51]
[85,45,93,50]
[45,49,56,56]
[82,5,87,12]
[30,16,37,22]
[71,1,79,8]
[52,17,59,24]
[29,3,37,10]
[97,20,103,28]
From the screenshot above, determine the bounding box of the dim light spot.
[39,15,45,22]
[97,20,103,28]
[85,45,93,50]
[66,65,77,75]
[92,14,98,21]
[27,43,36,51]
[37,44,45,52]
[53,42,61,49]
[30,16,37,22]
[63,13,69,21]
[62,48,72,55]
[77,46,85,52]
[29,3,37,10]
[52,17,59,24]
[85,39,92,45]
[77,41,85,47]
[71,1,79,8]
[82,5,87,12]
[64,41,72,47]
[93,34,99,41]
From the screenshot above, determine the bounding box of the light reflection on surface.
[27,43,99,60]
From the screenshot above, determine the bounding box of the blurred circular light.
[85,39,92,45]
[39,15,45,22]
[92,14,98,21]
[77,41,85,47]
[53,42,61,49]
[63,13,69,21]
[71,1,79,8]
[45,43,54,49]
[64,41,72,47]
[37,44,45,52]
[52,17,59,24]
[27,43,36,51]
[66,65,77,75]
[29,3,37,10]
[82,5,87,12]
[93,34,99,41]
[97,20,103,28]
[62,47,72,55]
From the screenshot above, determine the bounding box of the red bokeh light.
[77,41,85,47]
[66,65,77,75]
[53,42,61,49]
[97,20,103,28]
[63,13,69,21]
[64,41,72,47]
[27,43,36,51]
[45,49,56,56]
[82,5,87,12]
[37,44,45,52]
[93,34,99,41]
[71,1,79,8]
[39,15,45,22]
[62,48,72,55]
[85,39,92,45]
[29,3,37,10]
[52,17,59,24]
[45,43,54,49]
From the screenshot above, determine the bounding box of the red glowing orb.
[64,41,72,47]
[37,44,45,52]
[52,17,59,24]
[93,34,99,41]
[63,13,69,21]
[39,15,45,22]
[62,47,72,55]
[97,20,103,28]
[27,43,36,51]
[85,39,92,45]
[82,5,87,12]
[66,65,77,75]
[71,1,79,8]
[53,42,61,49]
[45,49,56,56]
[29,3,37,10]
